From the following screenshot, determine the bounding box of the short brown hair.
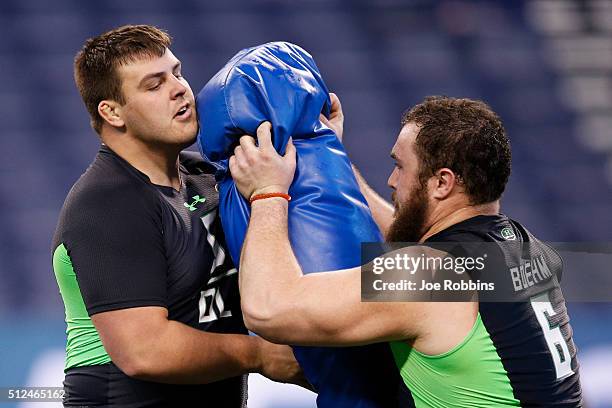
[402,96,511,205]
[74,25,171,134]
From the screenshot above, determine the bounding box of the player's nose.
[169,76,187,99]
[387,167,398,190]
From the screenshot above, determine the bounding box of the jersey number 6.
[530,291,574,380]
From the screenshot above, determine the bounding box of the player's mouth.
[391,192,400,215]
[174,103,192,121]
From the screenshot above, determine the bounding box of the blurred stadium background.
[0,0,611,407]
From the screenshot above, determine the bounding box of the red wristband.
[249,192,292,204]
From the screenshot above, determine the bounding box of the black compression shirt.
[52,145,248,407]
[424,214,583,406]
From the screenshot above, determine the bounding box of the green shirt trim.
[390,313,520,408]
[53,243,111,370]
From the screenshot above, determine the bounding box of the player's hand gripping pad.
[197,42,403,408]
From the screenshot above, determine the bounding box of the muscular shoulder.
[53,150,162,247]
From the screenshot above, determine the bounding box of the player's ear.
[431,168,457,200]
[98,100,125,128]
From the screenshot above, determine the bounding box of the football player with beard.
[230,95,583,407]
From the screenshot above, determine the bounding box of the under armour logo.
[184,195,206,211]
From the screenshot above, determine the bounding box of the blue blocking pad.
[197,42,403,407]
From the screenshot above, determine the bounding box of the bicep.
[91,306,169,371]
[263,268,426,346]
[64,191,168,315]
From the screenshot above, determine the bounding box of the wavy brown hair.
[74,25,171,134]
[402,96,511,205]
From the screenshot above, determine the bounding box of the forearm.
[352,165,394,236]
[124,320,260,384]
[238,198,368,346]
[239,198,303,339]
[237,199,418,347]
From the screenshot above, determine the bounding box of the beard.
[385,181,429,243]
